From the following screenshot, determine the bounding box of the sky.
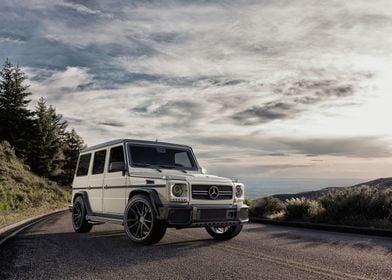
[1,0,392,192]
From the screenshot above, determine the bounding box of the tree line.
[0,59,85,186]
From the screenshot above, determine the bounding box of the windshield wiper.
[159,164,175,169]
[159,164,187,173]
[133,163,162,172]
[133,163,150,167]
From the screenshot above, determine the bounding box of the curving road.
[1,211,392,280]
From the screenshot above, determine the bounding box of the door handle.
[103,185,108,189]
[87,186,91,190]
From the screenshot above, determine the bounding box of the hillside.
[272,177,392,201]
[0,141,70,227]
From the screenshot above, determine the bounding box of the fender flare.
[128,189,163,216]
[73,191,93,216]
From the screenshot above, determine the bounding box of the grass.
[0,141,70,228]
[249,185,392,230]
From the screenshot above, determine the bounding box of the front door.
[103,145,127,214]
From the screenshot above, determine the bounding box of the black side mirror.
[109,161,126,173]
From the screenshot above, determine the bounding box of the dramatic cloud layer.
[1,0,392,187]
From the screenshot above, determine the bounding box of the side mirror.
[109,161,126,173]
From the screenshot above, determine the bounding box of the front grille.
[191,185,233,200]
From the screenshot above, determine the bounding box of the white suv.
[71,139,248,244]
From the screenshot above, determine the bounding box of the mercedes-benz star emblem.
[208,186,219,200]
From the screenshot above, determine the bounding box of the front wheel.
[205,224,243,240]
[124,195,167,245]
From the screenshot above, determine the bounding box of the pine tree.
[60,129,85,185]
[0,59,33,157]
[29,98,67,179]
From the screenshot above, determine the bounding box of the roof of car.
[81,139,192,153]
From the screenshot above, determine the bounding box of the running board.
[86,215,124,225]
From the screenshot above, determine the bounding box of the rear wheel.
[72,196,93,233]
[124,195,167,245]
[205,224,243,240]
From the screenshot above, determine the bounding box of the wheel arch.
[128,189,163,215]
[72,191,93,216]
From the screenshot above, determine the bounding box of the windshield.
[128,144,198,171]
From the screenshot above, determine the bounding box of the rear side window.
[108,146,124,172]
[92,150,106,175]
[76,153,91,176]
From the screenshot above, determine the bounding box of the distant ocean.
[243,178,370,199]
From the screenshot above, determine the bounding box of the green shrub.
[285,197,310,220]
[319,186,392,226]
[368,189,392,220]
[307,199,325,221]
[250,196,285,218]
[243,197,253,207]
[252,185,392,229]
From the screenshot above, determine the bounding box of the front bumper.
[158,204,249,228]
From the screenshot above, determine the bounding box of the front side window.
[128,144,197,170]
[76,153,91,176]
[92,150,106,175]
[108,146,125,172]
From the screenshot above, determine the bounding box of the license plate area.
[197,209,236,221]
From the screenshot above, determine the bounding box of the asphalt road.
[1,212,392,280]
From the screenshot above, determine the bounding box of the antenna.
[155,137,158,142]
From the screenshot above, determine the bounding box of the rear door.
[74,153,92,205]
[88,149,107,213]
[103,145,127,214]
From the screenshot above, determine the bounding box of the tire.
[124,194,167,245]
[72,196,93,233]
[205,224,243,240]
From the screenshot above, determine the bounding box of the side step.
[86,215,124,225]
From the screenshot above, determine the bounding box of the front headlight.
[234,184,245,201]
[170,183,188,202]
[235,185,243,198]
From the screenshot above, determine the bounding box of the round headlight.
[172,184,184,197]
[235,185,243,198]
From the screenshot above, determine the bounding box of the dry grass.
[0,141,70,228]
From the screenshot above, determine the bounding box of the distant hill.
[0,141,70,227]
[272,177,392,201]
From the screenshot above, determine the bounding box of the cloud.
[98,121,125,127]
[280,137,392,158]
[190,135,392,158]
[57,2,111,18]
[232,101,299,125]
[232,77,360,125]
[2,0,392,183]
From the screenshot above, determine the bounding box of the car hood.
[164,171,234,185]
[129,169,235,185]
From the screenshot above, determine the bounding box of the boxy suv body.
[71,139,248,244]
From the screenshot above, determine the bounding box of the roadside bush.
[250,196,285,218]
[368,189,392,220]
[243,197,253,207]
[307,200,325,221]
[284,198,310,220]
[319,186,392,226]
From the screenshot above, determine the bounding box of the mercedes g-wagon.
[71,139,248,244]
